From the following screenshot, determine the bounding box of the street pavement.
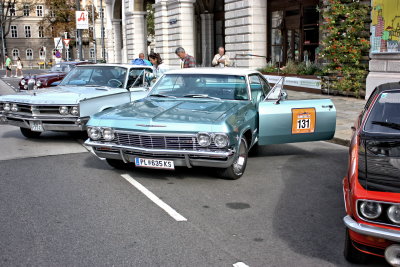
[0,77,388,266]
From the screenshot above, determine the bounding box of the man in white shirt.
[212,47,231,67]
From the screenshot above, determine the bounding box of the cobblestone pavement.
[288,90,366,145]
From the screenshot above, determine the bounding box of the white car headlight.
[213,133,229,148]
[24,85,28,89]
[87,127,101,140]
[11,104,19,112]
[4,103,11,111]
[36,80,42,87]
[70,106,79,116]
[197,133,211,147]
[102,128,115,141]
[59,106,69,115]
[359,201,382,219]
[20,79,26,85]
[387,205,400,224]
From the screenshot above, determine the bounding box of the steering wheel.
[107,79,123,88]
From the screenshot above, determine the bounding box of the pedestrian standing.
[148,52,168,79]
[175,47,196,68]
[212,47,231,67]
[4,55,12,78]
[132,53,152,66]
[15,57,23,78]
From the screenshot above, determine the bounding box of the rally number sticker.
[292,108,316,134]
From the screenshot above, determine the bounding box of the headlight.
[36,80,42,87]
[24,85,28,89]
[387,205,400,224]
[3,103,11,111]
[214,133,229,148]
[102,128,114,141]
[11,104,19,112]
[359,201,382,219]
[70,106,79,116]
[59,106,69,115]
[20,79,26,85]
[87,127,101,140]
[197,133,211,147]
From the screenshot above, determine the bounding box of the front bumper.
[85,139,236,168]
[344,215,400,243]
[0,113,89,131]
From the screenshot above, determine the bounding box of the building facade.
[4,0,107,67]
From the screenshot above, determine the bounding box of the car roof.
[75,63,153,69]
[375,82,400,94]
[164,67,260,76]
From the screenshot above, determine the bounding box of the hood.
[23,72,64,80]
[358,137,400,193]
[0,86,126,105]
[89,97,243,132]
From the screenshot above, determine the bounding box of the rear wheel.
[219,137,248,180]
[344,229,368,264]
[20,127,41,138]
[106,158,128,169]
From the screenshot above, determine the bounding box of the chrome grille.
[3,103,77,116]
[115,133,199,150]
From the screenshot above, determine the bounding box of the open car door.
[258,81,336,145]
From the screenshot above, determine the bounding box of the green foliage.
[146,3,154,37]
[319,0,370,96]
[258,61,322,76]
[257,61,279,73]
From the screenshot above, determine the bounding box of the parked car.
[343,82,400,265]
[0,64,153,138]
[84,68,336,179]
[18,61,92,90]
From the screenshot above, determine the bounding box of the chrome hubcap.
[233,140,246,175]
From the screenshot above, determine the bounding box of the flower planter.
[261,72,322,94]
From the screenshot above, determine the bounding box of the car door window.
[249,74,265,103]
[258,74,271,96]
[127,68,152,88]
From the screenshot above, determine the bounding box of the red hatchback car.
[343,82,400,265]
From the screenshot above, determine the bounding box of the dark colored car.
[18,61,92,90]
[343,82,400,265]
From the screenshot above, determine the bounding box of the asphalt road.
[0,78,388,266]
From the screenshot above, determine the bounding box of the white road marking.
[233,262,249,267]
[121,174,187,222]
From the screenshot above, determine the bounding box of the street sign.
[63,39,70,48]
[55,50,61,58]
[76,11,89,29]
[54,37,63,50]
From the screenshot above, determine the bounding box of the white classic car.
[0,64,153,138]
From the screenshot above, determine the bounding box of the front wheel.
[218,137,248,180]
[20,127,41,138]
[106,158,128,169]
[343,229,367,264]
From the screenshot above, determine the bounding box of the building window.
[36,5,43,17]
[24,26,31,38]
[12,49,19,60]
[90,48,95,59]
[38,26,44,38]
[50,9,55,17]
[26,49,33,60]
[99,8,104,19]
[10,25,17,38]
[23,5,29,16]
[39,47,46,59]
[9,4,15,16]
[76,49,84,59]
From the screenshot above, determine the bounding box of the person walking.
[15,57,23,78]
[212,47,231,67]
[148,52,168,78]
[175,47,196,68]
[4,55,12,78]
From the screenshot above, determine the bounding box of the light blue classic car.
[84,68,336,179]
[0,64,153,138]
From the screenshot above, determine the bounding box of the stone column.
[124,11,147,63]
[105,0,115,62]
[201,13,214,67]
[154,0,170,64]
[112,20,122,63]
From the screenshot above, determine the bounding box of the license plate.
[135,158,174,170]
[29,121,44,132]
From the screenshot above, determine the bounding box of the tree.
[146,2,154,38]
[41,0,76,38]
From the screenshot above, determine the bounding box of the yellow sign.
[292,108,316,134]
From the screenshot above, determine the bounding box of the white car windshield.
[365,91,400,133]
[60,66,128,88]
[150,74,249,100]
[50,64,73,73]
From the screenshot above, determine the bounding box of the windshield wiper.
[149,94,176,98]
[183,94,221,101]
[371,121,400,130]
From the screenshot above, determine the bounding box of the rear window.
[364,91,400,133]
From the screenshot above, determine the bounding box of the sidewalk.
[288,90,366,146]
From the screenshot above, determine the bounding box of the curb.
[327,137,350,147]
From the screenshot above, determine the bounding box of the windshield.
[50,64,73,73]
[60,66,127,88]
[365,91,400,133]
[150,74,249,100]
